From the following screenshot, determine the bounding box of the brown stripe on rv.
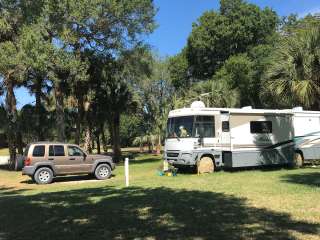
[229,113,291,128]
[229,114,262,128]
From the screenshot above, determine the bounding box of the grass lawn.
[0,153,320,240]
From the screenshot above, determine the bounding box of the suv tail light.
[24,157,31,166]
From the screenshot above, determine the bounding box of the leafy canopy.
[186,0,278,80]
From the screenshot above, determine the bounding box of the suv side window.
[68,146,84,156]
[49,145,65,156]
[32,145,45,157]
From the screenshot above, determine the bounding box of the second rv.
[164,102,320,170]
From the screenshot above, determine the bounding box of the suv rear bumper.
[22,166,36,176]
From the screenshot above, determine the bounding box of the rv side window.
[222,121,230,132]
[194,116,215,138]
[250,121,272,134]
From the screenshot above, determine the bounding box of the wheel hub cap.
[99,167,109,177]
[39,171,50,182]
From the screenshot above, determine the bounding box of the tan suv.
[22,142,115,184]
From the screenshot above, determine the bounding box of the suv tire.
[95,164,112,180]
[34,167,54,184]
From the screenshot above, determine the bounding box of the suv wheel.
[34,167,54,184]
[95,164,112,180]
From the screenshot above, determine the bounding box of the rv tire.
[293,152,304,168]
[197,156,215,174]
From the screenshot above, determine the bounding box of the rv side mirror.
[198,135,204,145]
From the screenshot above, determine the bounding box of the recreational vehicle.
[291,107,320,163]
[164,102,320,171]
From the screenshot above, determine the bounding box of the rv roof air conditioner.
[241,106,252,110]
[191,101,206,108]
[293,106,303,111]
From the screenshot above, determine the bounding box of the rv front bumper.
[164,150,198,166]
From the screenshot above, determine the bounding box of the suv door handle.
[48,158,54,160]
[69,158,76,160]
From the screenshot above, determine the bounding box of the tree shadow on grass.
[281,172,320,187]
[0,187,30,197]
[0,186,319,240]
[0,165,10,171]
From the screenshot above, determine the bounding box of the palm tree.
[19,24,53,141]
[133,134,158,153]
[23,73,51,141]
[177,79,240,108]
[209,80,240,107]
[264,26,320,109]
[133,136,145,153]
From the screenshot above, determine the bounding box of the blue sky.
[3,0,320,108]
[147,0,320,56]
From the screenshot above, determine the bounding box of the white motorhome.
[291,107,320,162]
[164,102,320,170]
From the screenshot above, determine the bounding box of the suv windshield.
[166,115,215,138]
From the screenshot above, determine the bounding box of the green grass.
[0,153,320,239]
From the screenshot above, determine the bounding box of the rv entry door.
[220,113,231,151]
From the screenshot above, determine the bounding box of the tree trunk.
[100,123,108,153]
[16,131,23,155]
[84,126,92,153]
[156,134,161,155]
[54,84,66,142]
[75,94,84,145]
[111,113,121,162]
[96,131,101,154]
[91,131,95,151]
[148,141,152,153]
[5,74,17,169]
[83,100,92,153]
[35,77,44,141]
[151,141,155,153]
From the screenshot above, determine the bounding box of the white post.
[125,157,129,187]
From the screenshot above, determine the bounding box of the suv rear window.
[49,145,65,156]
[32,145,45,157]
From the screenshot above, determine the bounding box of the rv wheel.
[293,152,304,168]
[197,156,215,174]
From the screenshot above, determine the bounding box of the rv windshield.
[166,115,215,138]
[166,116,194,138]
